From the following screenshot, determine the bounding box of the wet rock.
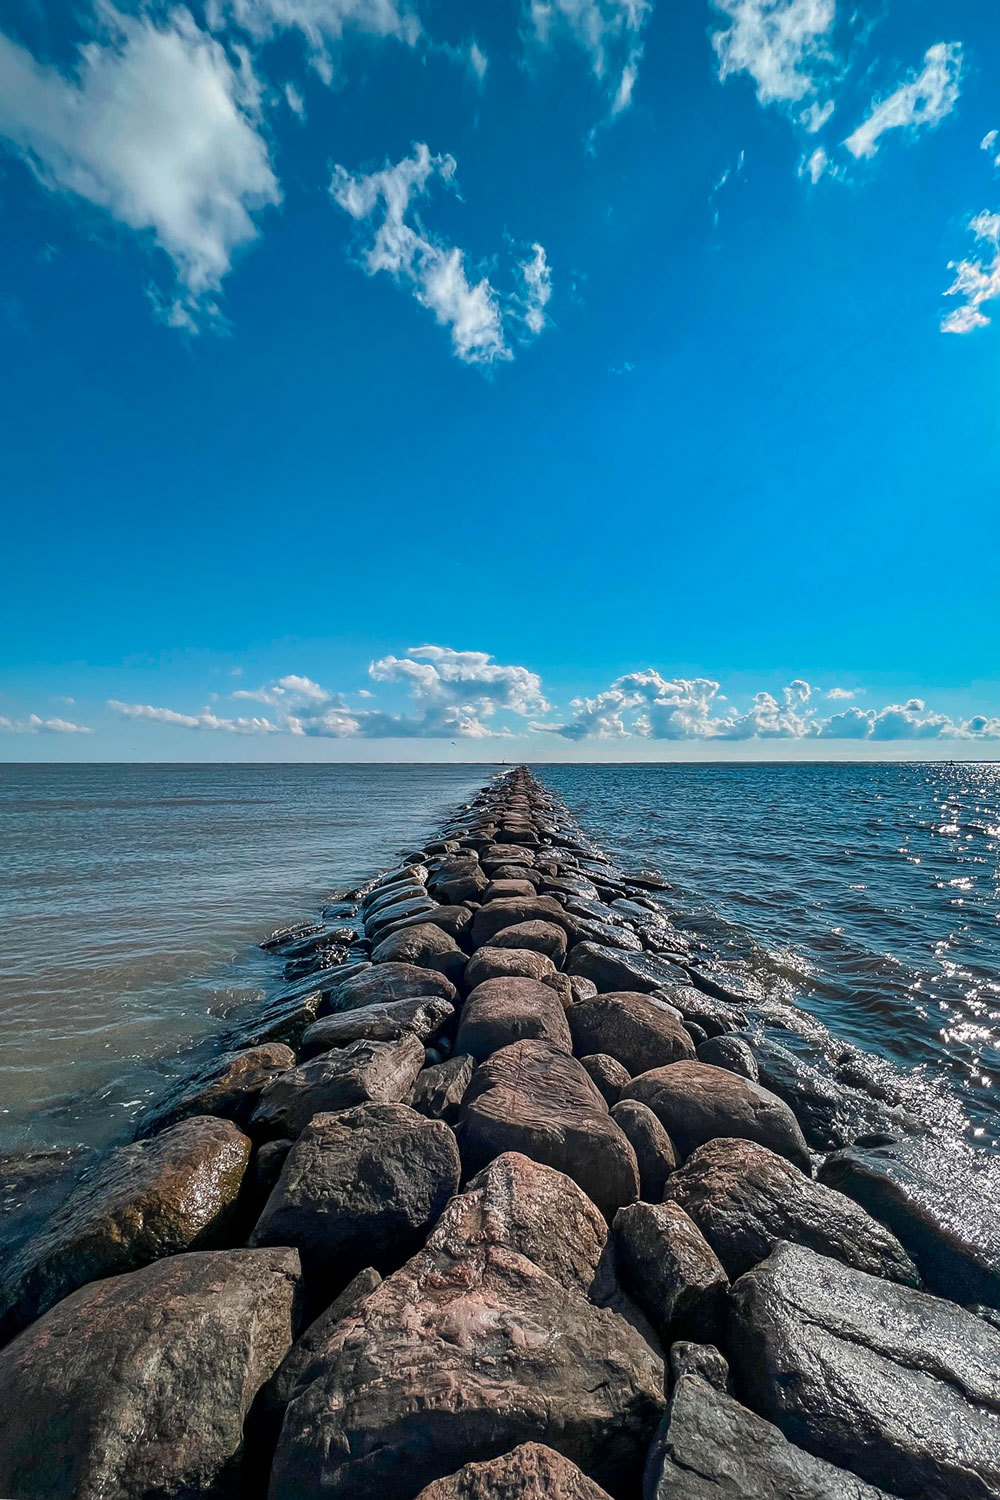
[655,984,748,1038]
[268,1152,664,1500]
[369,923,467,985]
[136,1046,298,1132]
[251,1103,460,1286]
[0,1147,95,1264]
[262,919,324,951]
[229,984,325,1049]
[568,992,695,1074]
[580,1053,631,1107]
[752,1038,898,1151]
[374,904,473,943]
[668,1342,730,1393]
[300,995,454,1058]
[427,860,489,905]
[471,896,570,948]
[610,1099,678,1200]
[456,977,573,1061]
[819,1136,1000,1307]
[364,895,437,940]
[246,1137,294,1213]
[464,945,558,988]
[490,918,569,965]
[414,1444,614,1500]
[459,1039,640,1218]
[665,1138,918,1283]
[684,1022,708,1048]
[567,943,688,995]
[728,1241,1000,1500]
[324,962,458,1016]
[250,1034,426,1141]
[622,1061,811,1170]
[410,1052,476,1123]
[613,1201,727,1345]
[0,1115,250,1341]
[645,1373,894,1500]
[0,1247,301,1500]
[696,1035,758,1080]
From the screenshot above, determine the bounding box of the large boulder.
[490,920,569,965]
[324,962,457,1015]
[568,993,695,1074]
[566,944,688,995]
[621,1062,811,1170]
[0,1115,250,1341]
[819,1137,1000,1307]
[613,1201,727,1345]
[300,995,454,1058]
[136,1044,296,1135]
[373,905,473,943]
[696,1035,758,1081]
[268,1154,664,1500]
[464,945,558,988]
[260,1266,382,1434]
[455,977,573,1062]
[470,896,570,948]
[610,1100,678,1200]
[580,1053,631,1107]
[369,925,467,986]
[482,878,538,900]
[250,1035,426,1140]
[410,1053,475,1123]
[414,1444,613,1499]
[645,1373,895,1499]
[364,895,437,941]
[458,1040,639,1218]
[666,1138,919,1283]
[251,1103,460,1284]
[427,859,489,905]
[229,983,325,1049]
[0,1248,301,1500]
[750,1038,900,1150]
[728,1241,1000,1500]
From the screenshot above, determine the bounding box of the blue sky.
[1,0,999,761]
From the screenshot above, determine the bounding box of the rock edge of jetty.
[2,768,1000,1500]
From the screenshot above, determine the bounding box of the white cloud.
[469,41,488,81]
[330,144,549,364]
[528,0,651,117]
[226,0,419,82]
[799,145,829,183]
[0,7,280,332]
[844,42,962,160]
[942,210,1000,334]
[981,129,998,154]
[710,0,836,110]
[0,713,94,734]
[827,686,855,699]
[109,700,280,733]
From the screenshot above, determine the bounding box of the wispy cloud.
[844,42,963,160]
[528,0,652,118]
[710,0,837,116]
[0,713,93,734]
[0,6,280,332]
[942,209,1000,334]
[108,701,280,733]
[330,144,550,365]
[222,0,419,83]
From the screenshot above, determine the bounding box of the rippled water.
[0,764,488,1153]
[2,761,998,1157]
[544,762,1000,1147]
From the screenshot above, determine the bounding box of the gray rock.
[410,1053,476,1123]
[645,1373,895,1499]
[655,984,749,1037]
[136,1044,296,1136]
[489,919,569,965]
[456,977,573,1062]
[369,924,467,986]
[372,904,473,943]
[251,1103,460,1284]
[324,962,458,1016]
[568,992,695,1074]
[259,1266,383,1432]
[752,1038,901,1151]
[250,1034,426,1140]
[0,1248,301,1500]
[567,943,688,994]
[611,1099,678,1200]
[696,1035,758,1080]
[666,1137,919,1283]
[622,1061,811,1170]
[300,995,454,1058]
[463,945,558,988]
[482,877,538,900]
[229,983,325,1049]
[668,1342,730,1393]
[819,1136,1000,1307]
[0,1115,250,1341]
[728,1241,1000,1500]
[427,859,489,905]
[614,1201,728,1345]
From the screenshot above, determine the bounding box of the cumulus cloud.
[942,209,1000,334]
[710,0,837,112]
[826,686,855,699]
[0,713,94,734]
[330,144,550,365]
[844,42,963,160]
[224,0,419,82]
[109,645,549,740]
[528,0,651,117]
[0,6,280,332]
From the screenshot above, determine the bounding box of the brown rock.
[136,1044,296,1135]
[413,1444,614,1499]
[568,992,695,1074]
[410,1053,475,1123]
[369,924,467,986]
[464,946,558,988]
[621,1061,811,1170]
[490,919,569,965]
[300,995,454,1058]
[611,1099,678,1200]
[471,896,570,948]
[456,977,573,1061]
[482,878,538,900]
[326,962,458,1015]
[580,1053,631,1107]
[250,1034,426,1140]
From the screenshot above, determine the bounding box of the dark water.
[0,763,490,1153]
[545,762,1000,1147]
[1,761,998,1156]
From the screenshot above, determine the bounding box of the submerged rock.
[728,1241,1000,1500]
[0,1115,250,1341]
[621,1061,811,1170]
[0,1248,300,1500]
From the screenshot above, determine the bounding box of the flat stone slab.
[0,1248,300,1500]
[325,962,457,1015]
[300,995,454,1058]
[728,1241,1000,1500]
[0,1115,250,1340]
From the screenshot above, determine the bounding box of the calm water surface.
[1,761,998,1154]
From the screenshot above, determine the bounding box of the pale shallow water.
[1,761,998,1156]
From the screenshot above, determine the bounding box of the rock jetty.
[1,767,999,1500]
